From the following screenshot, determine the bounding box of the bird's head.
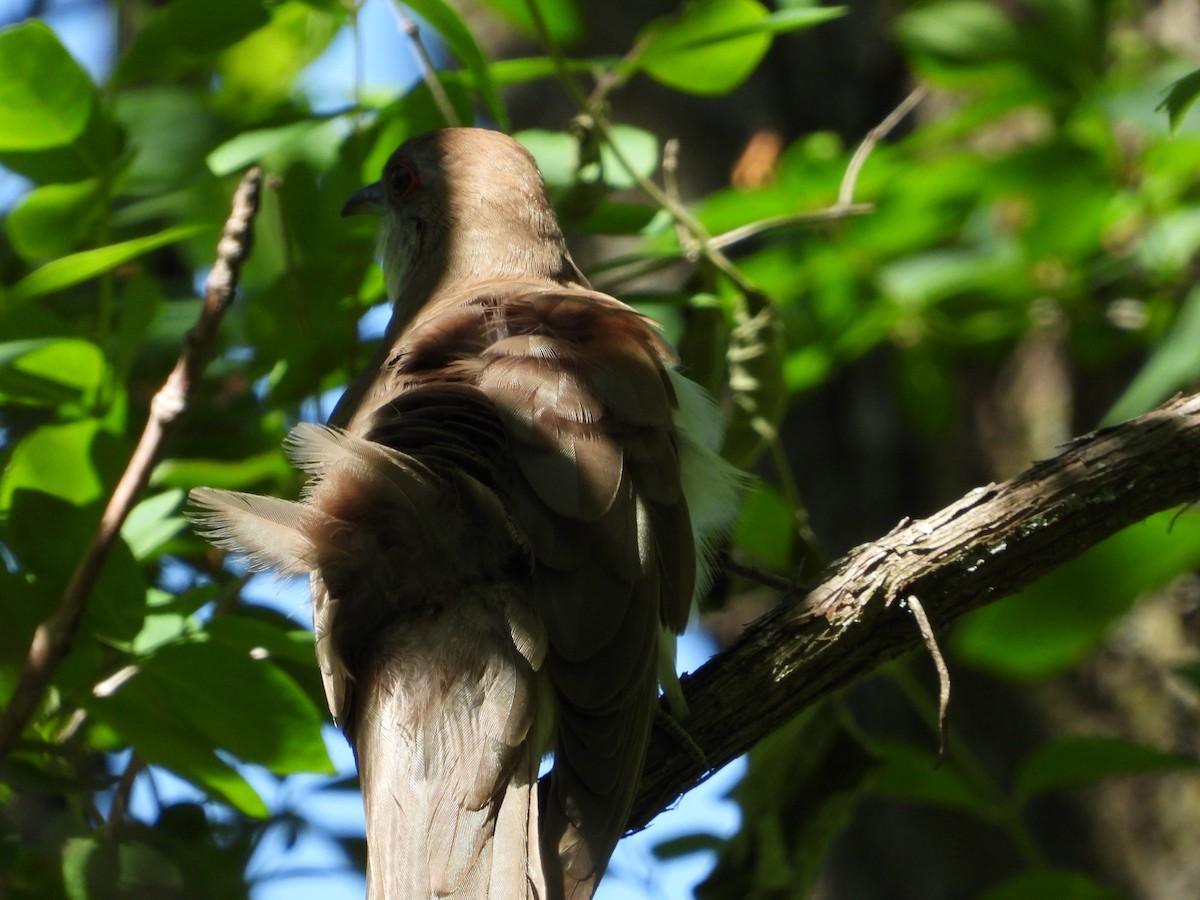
[343,127,581,321]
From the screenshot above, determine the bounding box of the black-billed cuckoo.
[190,128,738,899]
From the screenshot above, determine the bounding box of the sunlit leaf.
[8,225,204,303]
[0,338,107,407]
[6,179,103,262]
[207,118,344,176]
[634,1,841,95]
[0,22,98,151]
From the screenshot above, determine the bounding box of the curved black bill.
[341,181,386,217]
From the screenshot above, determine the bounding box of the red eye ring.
[387,159,420,198]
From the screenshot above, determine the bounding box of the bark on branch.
[629,392,1200,829]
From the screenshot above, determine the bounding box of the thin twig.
[662,138,698,260]
[105,752,143,840]
[0,168,264,761]
[708,205,875,250]
[901,595,951,765]
[723,558,796,593]
[838,86,928,207]
[398,12,460,127]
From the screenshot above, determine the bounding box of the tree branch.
[629,392,1200,829]
[0,168,263,760]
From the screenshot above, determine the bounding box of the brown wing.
[455,288,695,896]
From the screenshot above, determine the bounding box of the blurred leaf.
[1105,283,1200,424]
[112,86,224,195]
[1159,69,1200,134]
[635,1,843,95]
[478,0,583,45]
[0,420,110,508]
[62,837,184,900]
[153,451,292,491]
[122,489,187,561]
[487,55,602,86]
[398,0,509,129]
[6,179,104,262]
[0,22,98,151]
[117,0,272,84]
[653,832,726,859]
[0,338,107,408]
[9,225,204,304]
[216,1,343,119]
[955,511,1200,679]
[870,739,983,812]
[1015,737,1199,801]
[1135,208,1200,277]
[0,21,120,183]
[897,0,1017,70]
[732,482,794,572]
[894,346,957,434]
[207,118,344,176]
[516,125,658,191]
[980,869,1125,900]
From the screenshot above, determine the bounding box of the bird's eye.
[387,160,419,198]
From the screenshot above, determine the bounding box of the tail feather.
[186,487,330,575]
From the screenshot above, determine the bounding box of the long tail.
[189,421,551,898]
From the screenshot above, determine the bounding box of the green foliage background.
[2,0,1200,897]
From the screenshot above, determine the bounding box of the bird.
[189,127,740,899]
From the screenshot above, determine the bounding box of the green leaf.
[980,869,1125,900]
[0,21,120,182]
[122,489,187,561]
[217,1,344,120]
[0,22,98,151]
[8,224,204,304]
[396,0,509,129]
[152,451,292,491]
[733,482,794,572]
[90,639,332,779]
[0,420,109,508]
[870,739,983,812]
[1159,69,1200,134]
[1016,737,1199,801]
[955,511,1200,679]
[0,338,107,408]
[6,179,104,262]
[62,837,184,900]
[897,0,1017,69]
[477,0,583,45]
[634,1,841,95]
[1105,283,1200,424]
[116,0,272,84]
[206,118,343,176]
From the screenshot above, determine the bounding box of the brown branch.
[0,168,263,760]
[629,392,1200,829]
